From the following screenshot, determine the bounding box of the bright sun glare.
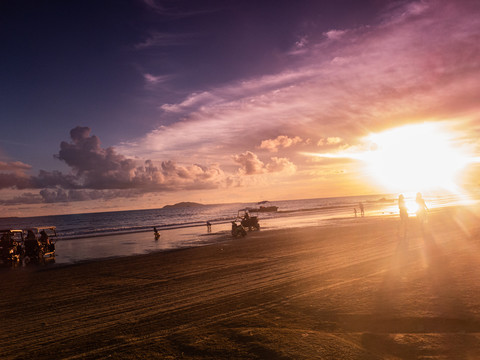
[306,122,472,193]
[363,123,468,192]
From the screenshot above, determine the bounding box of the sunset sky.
[1,0,480,217]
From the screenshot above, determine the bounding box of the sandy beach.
[2,205,480,359]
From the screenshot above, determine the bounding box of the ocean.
[0,193,470,265]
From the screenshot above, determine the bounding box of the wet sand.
[2,205,480,359]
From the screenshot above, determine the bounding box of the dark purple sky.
[1,0,378,154]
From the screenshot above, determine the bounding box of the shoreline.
[0,206,444,267]
[2,204,480,359]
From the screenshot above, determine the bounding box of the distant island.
[162,202,205,209]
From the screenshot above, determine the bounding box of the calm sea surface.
[0,193,471,264]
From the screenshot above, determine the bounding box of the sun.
[303,122,474,194]
[363,123,469,192]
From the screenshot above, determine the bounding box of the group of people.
[354,202,365,217]
[398,192,428,239]
[25,229,53,251]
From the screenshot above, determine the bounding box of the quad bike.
[231,221,247,238]
[0,229,24,263]
[237,210,260,231]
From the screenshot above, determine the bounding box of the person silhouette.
[398,194,408,239]
[359,202,364,217]
[416,192,428,231]
[153,227,160,240]
[206,221,212,232]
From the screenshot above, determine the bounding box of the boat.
[248,205,278,213]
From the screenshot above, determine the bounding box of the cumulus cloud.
[317,137,343,147]
[260,135,303,152]
[266,157,296,174]
[52,126,228,191]
[0,126,231,204]
[234,151,296,176]
[55,126,137,189]
[233,151,266,175]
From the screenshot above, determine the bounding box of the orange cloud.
[234,151,296,176]
[260,135,303,152]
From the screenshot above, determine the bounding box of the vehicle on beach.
[0,229,24,263]
[231,221,247,238]
[24,226,57,263]
[237,209,260,231]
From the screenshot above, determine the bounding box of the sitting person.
[39,230,54,251]
[26,230,36,241]
[24,230,40,255]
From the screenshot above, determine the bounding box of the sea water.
[0,193,472,264]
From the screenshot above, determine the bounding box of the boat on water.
[248,205,278,212]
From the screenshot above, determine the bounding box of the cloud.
[160,91,219,113]
[324,29,348,40]
[143,73,171,86]
[266,157,296,174]
[55,126,137,189]
[123,0,480,168]
[317,137,343,147]
[31,170,80,189]
[260,135,303,152]
[234,151,296,176]
[0,161,31,172]
[135,31,193,49]
[142,0,165,13]
[0,192,43,205]
[119,2,479,182]
[53,126,228,191]
[140,1,213,18]
[0,127,232,204]
[4,1,480,205]
[233,151,266,175]
[0,173,33,190]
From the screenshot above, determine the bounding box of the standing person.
[206,221,212,232]
[359,202,365,217]
[416,192,428,231]
[398,194,408,239]
[354,208,357,218]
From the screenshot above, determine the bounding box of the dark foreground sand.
[2,206,480,359]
